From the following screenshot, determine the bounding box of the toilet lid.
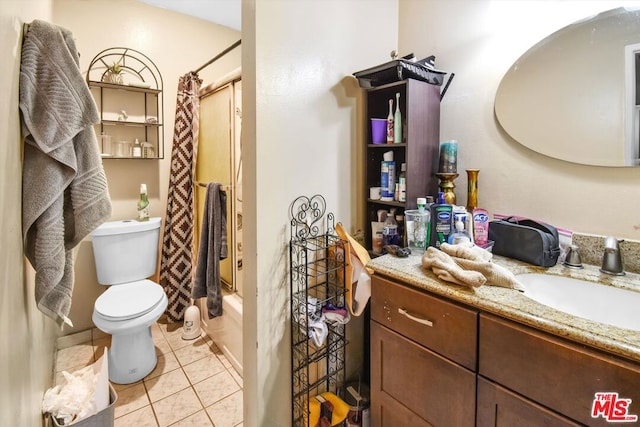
[95,280,165,320]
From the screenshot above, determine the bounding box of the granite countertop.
[367,253,640,364]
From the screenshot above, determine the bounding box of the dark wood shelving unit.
[363,78,441,251]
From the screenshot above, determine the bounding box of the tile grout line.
[169,333,237,426]
[140,377,161,426]
[152,324,216,426]
[158,343,205,426]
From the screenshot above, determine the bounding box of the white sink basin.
[516,273,640,331]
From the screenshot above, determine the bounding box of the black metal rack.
[289,195,348,426]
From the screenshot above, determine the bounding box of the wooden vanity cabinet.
[370,275,478,427]
[370,274,640,426]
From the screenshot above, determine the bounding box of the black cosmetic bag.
[488,217,561,267]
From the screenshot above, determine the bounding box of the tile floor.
[54,319,243,427]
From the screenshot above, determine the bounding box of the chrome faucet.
[563,244,583,269]
[600,236,625,276]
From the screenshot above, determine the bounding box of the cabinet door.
[371,321,476,427]
[477,377,581,427]
[480,314,640,426]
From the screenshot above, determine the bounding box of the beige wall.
[0,1,60,425]
[399,0,640,239]
[242,0,399,424]
[10,0,639,425]
[53,0,241,333]
[244,0,640,423]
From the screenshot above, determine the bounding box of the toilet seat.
[95,280,165,321]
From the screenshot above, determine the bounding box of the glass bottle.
[394,92,402,143]
[137,183,150,221]
[100,132,112,156]
[132,138,142,158]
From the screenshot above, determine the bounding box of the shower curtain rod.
[192,39,242,74]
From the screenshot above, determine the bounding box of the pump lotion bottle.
[430,191,452,248]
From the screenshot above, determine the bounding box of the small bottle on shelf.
[386,99,394,143]
[132,138,142,158]
[141,142,155,158]
[394,92,402,143]
[398,163,406,202]
[137,183,150,221]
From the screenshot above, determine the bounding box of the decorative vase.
[466,169,479,212]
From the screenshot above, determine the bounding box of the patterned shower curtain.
[160,72,202,322]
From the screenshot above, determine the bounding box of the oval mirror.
[495,7,640,167]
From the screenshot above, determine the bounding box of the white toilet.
[91,217,168,384]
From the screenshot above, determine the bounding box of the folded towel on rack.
[20,20,111,326]
[192,183,228,318]
[336,223,372,317]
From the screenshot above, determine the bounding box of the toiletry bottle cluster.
[431,192,489,249]
[99,132,155,158]
[403,192,490,254]
[372,209,405,254]
[379,152,406,203]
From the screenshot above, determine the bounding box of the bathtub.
[199,291,243,377]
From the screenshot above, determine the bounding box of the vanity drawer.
[371,275,478,370]
[479,313,640,426]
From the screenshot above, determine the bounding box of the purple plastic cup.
[371,118,387,144]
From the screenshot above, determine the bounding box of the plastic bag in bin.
[42,348,110,425]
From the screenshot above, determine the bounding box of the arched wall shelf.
[86,47,164,159]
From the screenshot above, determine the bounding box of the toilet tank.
[91,217,162,285]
